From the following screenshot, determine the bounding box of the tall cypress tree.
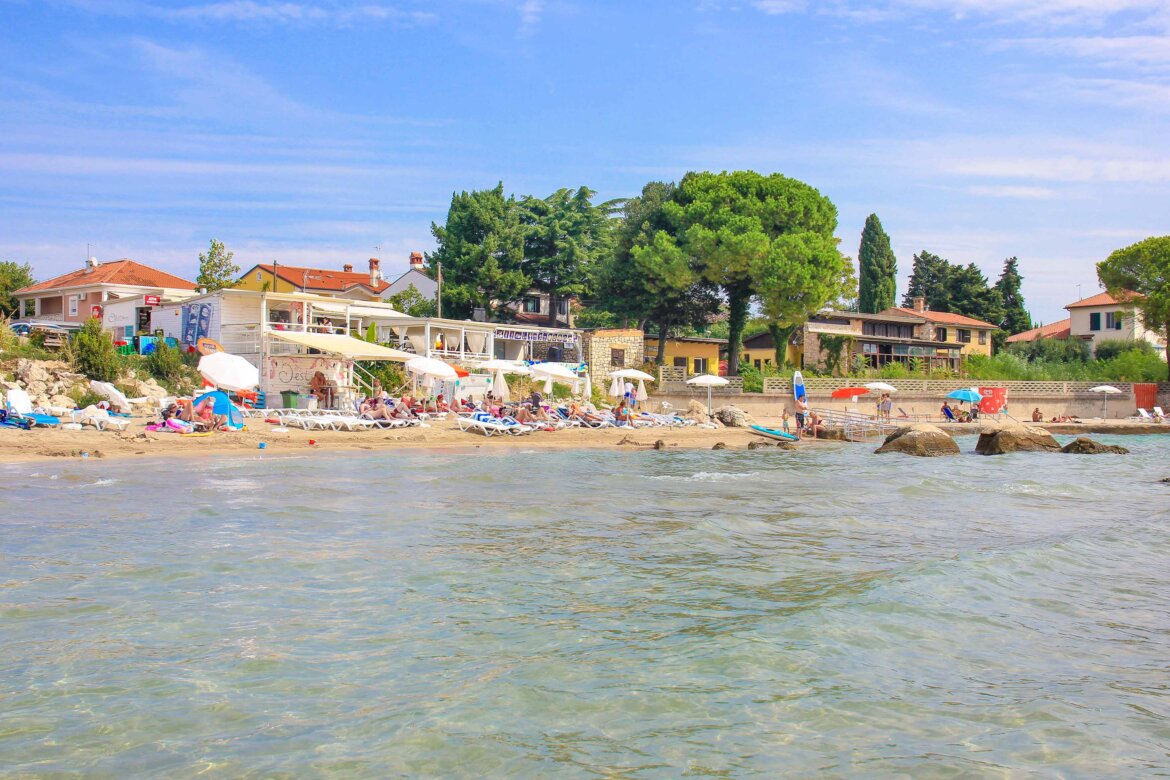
[858,213,897,313]
[994,256,1031,334]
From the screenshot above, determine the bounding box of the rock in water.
[747,440,773,449]
[712,442,727,450]
[713,406,751,428]
[1061,437,1129,454]
[874,424,960,456]
[975,424,1060,455]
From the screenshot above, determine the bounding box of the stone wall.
[581,329,644,387]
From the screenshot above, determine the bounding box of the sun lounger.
[457,415,515,436]
[0,409,33,429]
[1129,408,1154,421]
[1154,407,1167,422]
[6,389,61,427]
[73,406,131,431]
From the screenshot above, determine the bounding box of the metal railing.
[811,407,900,442]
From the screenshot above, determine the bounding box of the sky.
[1,0,1167,324]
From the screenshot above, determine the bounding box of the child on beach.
[781,408,791,433]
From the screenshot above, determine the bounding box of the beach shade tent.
[686,374,729,423]
[90,380,133,413]
[866,382,897,393]
[198,352,260,392]
[192,390,246,430]
[1089,385,1122,417]
[831,387,870,399]
[946,388,983,404]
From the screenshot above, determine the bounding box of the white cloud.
[967,184,1056,198]
[751,0,806,14]
[56,1,437,26]
[517,0,543,37]
[1006,35,1170,68]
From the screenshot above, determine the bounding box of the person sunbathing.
[514,405,534,423]
[360,396,395,420]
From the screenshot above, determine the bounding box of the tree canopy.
[520,187,619,327]
[904,250,1004,329]
[0,260,35,317]
[1098,235,1170,377]
[994,257,1031,335]
[664,170,851,374]
[427,183,528,321]
[196,239,239,291]
[858,214,897,313]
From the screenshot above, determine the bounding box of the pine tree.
[994,257,1031,334]
[196,239,240,291]
[903,250,952,311]
[857,213,897,313]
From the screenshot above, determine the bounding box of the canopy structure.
[406,357,458,379]
[268,331,414,361]
[477,359,530,375]
[866,382,897,393]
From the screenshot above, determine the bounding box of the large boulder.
[713,405,752,428]
[15,359,51,386]
[874,424,960,456]
[684,399,710,422]
[975,424,1060,455]
[1061,436,1129,455]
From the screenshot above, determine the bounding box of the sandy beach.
[1,414,1165,463]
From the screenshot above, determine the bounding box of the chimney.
[409,251,424,271]
[911,296,926,313]
[369,257,382,286]
[343,264,353,273]
[85,256,100,273]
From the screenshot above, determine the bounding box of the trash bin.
[297,393,317,410]
[280,390,298,409]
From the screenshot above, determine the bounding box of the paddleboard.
[793,370,805,402]
[750,424,799,442]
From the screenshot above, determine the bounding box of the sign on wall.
[266,355,346,393]
[144,295,161,307]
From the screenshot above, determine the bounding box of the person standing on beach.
[794,395,808,440]
[781,408,791,434]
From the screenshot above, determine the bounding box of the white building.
[1065,290,1166,357]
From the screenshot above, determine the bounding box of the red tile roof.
[884,307,997,329]
[255,263,391,294]
[1005,319,1072,343]
[16,259,196,294]
[1065,290,1141,309]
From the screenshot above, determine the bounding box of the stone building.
[580,329,644,386]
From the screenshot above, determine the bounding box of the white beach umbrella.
[610,368,655,381]
[89,380,133,412]
[492,369,510,403]
[866,381,897,393]
[686,374,729,423]
[406,356,457,380]
[197,352,259,392]
[478,359,530,375]
[530,363,578,381]
[577,371,591,398]
[608,374,623,398]
[636,379,648,402]
[1090,384,1122,418]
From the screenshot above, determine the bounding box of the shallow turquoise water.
[2,436,1169,777]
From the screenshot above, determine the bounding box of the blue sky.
[1,0,1167,323]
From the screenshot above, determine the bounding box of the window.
[673,357,687,368]
[1105,311,1123,330]
[693,357,708,374]
[556,299,567,315]
[934,326,947,342]
[957,329,971,344]
[523,296,540,313]
[256,271,262,281]
[978,331,987,345]
[68,295,79,316]
[22,299,34,317]
[1089,312,1101,331]
[754,359,762,369]
[610,348,624,367]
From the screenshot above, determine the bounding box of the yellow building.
[236,261,392,299]
[643,335,725,376]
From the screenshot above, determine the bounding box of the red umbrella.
[831,387,870,399]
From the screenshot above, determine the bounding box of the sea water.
[1,437,1168,777]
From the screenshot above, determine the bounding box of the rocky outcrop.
[712,442,727,450]
[874,424,960,456]
[1060,437,1129,455]
[1,358,172,411]
[713,405,752,428]
[975,424,1060,455]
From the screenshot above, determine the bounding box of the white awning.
[267,330,414,361]
[305,301,406,319]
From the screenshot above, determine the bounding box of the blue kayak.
[749,424,799,442]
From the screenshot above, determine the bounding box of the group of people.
[779,395,822,440]
[357,380,453,421]
[941,400,980,423]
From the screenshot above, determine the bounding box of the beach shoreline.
[0,416,1165,463]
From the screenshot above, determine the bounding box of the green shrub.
[1007,337,1090,364]
[1093,339,1156,361]
[1100,349,1166,382]
[69,387,105,408]
[72,318,121,382]
[145,342,197,391]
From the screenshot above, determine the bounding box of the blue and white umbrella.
[946,388,982,404]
